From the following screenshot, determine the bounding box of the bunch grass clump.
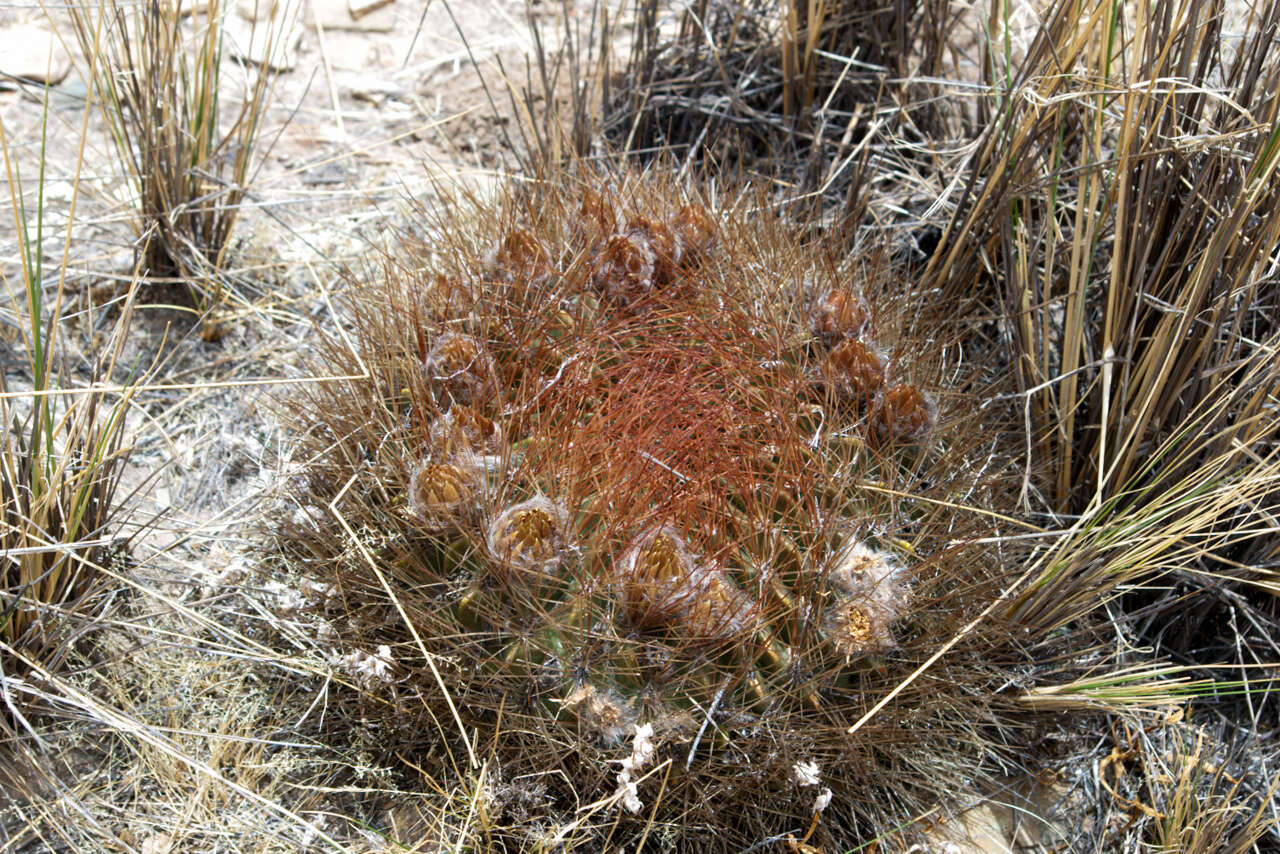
[67,0,277,310]
[0,96,140,679]
[914,0,1280,742]
[923,0,1280,519]
[582,0,954,208]
[279,166,1045,849]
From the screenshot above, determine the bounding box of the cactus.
[281,170,1023,850]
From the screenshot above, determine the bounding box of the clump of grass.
[587,0,954,208]
[1083,714,1279,852]
[505,0,958,212]
[0,98,140,679]
[67,0,277,310]
[911,0,1280,754]
[921,0,1280,518]
[896,0,1280,837]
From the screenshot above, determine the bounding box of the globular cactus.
[283,169,1020,851]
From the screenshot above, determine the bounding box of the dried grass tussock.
[66,0,277,310]
[599,0,955,206]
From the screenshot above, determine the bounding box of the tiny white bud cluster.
[792,759,832,815]
[793,760,821,787]
[334,644,395,690]
[614,723,657,814]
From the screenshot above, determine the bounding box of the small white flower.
[612,722,658,814]
[335,645,395,690]
[793,760,821,787]
[629,722,656,769]
[812,787,833,814]
[618,776,643,814]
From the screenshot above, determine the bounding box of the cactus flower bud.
[809,288,870,346]
[408,460,480,530]
[487,496,571,579]
[869,384,937,444]
[423,331,499,408]
[821,338,887,403]
[428,405,504,460]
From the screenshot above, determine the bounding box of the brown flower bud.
[428,405,503,460]
[576,186,618,246]
[615,528,752,641]
[869,384,937,444]
[408,461,480,530]
[625,216,681,286]
[821,338,887,402]
[826,600,896,660]
[487,496,571,579]
[590,232,657,309]
[423,332,499,407]
[822,540,908,661]
[420,273,473,323]
[671,204,718,264]
[485,229,553,288]
[562,683,636,745]
[809,288,870,346]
